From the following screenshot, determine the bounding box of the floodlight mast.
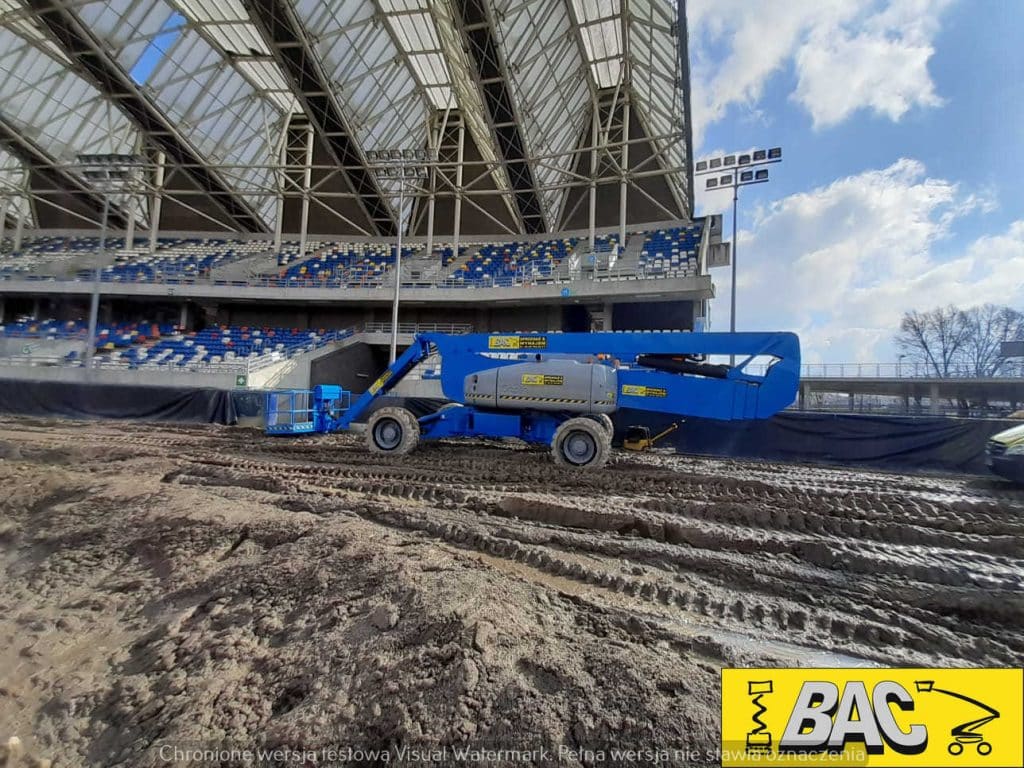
[368,149,435,363]
[694,147,781,364]
[75,154,146,373]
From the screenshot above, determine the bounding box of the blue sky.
[687,0,1024,363]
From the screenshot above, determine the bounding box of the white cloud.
[687,0,950,147]
[702,159,1024,363]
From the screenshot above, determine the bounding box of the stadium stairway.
[211,246,283,282]
[614,234,645,274]
[247,330,361,389]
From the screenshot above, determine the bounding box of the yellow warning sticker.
[368,370,392,395]
[488,335,547,350]
[721,668,1024,767]
[522,374,564,386]
[621,384,668,397]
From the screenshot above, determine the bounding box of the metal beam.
[243,0,397,236]
[454,0,548,234]
[25,0,268,233]
[0,113,129,229]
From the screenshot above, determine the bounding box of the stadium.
[0,0,1022,766]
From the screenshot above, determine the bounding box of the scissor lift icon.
[915,680,1000,756]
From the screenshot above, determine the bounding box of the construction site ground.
[0,416,1021,767]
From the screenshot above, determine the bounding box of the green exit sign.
[235,374,248,387]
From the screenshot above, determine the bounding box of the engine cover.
[464,361,617,414]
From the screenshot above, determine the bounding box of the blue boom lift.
[265,330,800,470]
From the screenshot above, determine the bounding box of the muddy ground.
[0,416,1021,767]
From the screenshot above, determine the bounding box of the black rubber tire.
[367,407,420,456]
[588,413,614,438]
[552,417,611,470]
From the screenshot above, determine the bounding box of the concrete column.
[179,303,190,330]
[149,151,165,256]
[14,199,25,252]
[848,392,855,412]
[124,195,136,250]
[0,197,8,247]
[588,104,598,249]
[603,301,613,331]
[929,384,940,414]
[31,298,40,319]
[902,394,910,415]
[298,124,315,260]
[798,384,808,411]
[273,125,287,255]
[619,99,630,248]
[0,297,5,324]
[452,122,465,263]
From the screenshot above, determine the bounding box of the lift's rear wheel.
[948,743,964,756]
[367,407,420,456]
[589,413,614,438]
[552,417,610,470]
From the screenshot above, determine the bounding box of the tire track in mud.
[6,418,1023,669]
[159,454,1024,668]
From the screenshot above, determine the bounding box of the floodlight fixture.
[368,146,434,364]
[692,144,784,362]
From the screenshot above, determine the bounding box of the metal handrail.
[0,328,354,375]
[742,362,1024,379]
[361,322,473,335]
[1,262,702,290]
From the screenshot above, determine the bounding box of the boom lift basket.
[266,390,315,434]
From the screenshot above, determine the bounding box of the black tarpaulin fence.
[620,409,1016,475]
[0,378,236,425]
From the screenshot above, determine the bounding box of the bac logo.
[722,668,1024,767]
[488,335,547,350]
[621,384,668,398]
[521,374,564,386]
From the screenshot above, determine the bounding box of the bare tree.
[960,304,1024,376]
[896,303,1024,378]
[895,305,972,376]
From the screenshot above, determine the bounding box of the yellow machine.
[623,422,679,451]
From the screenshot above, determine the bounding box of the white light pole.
[695,147,782,364]
[367,149,434,363]
[76,153,146,371]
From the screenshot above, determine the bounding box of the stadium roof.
[0,0,693,236]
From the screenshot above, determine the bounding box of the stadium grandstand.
[0,0,722,393]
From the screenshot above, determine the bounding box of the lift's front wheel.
[367,407,420,456]
[552,417,611,470]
